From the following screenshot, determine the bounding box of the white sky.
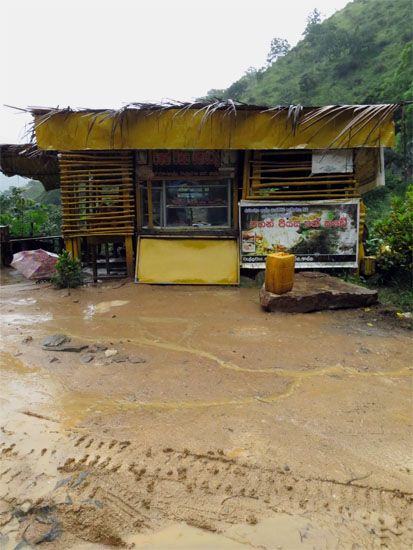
[1,0,350,144]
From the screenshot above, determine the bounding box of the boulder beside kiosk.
[260,271,378,313]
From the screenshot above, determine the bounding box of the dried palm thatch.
[298,103,401,147]
[6,99,409,149]
[0,144,59,190]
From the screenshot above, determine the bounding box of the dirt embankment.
[0,279,412,548]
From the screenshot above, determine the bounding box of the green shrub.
[0,187,61,237]
[369,186,413,285]
[52,250,83,289]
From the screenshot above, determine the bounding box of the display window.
[140,179,232,229]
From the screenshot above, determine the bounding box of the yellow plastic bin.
[265,252,295,295]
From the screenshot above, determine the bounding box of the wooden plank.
[147,180,153,228]
[248,189,354,197]
[61,198,134,206]
[249,175,354,182]
[125,236,134,279]
[251,181,356,189]
[60,183,133,189]
[242,151,249,200]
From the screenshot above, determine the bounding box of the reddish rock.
[260,272,378,313]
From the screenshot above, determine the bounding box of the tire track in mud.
[1,428,412,548]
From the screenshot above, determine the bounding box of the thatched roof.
[0,144,60,191]
[17,99,403,134]
[9,99,403,151]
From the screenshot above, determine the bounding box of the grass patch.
[377,286,413,312]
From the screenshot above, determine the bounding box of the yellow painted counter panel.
[136,237,239,285]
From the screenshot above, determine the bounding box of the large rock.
[260,272,378,313]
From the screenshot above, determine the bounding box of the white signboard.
[312,150,353,174]
[240,199,360,269]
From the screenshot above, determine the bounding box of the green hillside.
[206,0,412,302]
[207,0,412,106]
[21,180,61,205]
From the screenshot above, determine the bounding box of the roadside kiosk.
[0,101,396,284]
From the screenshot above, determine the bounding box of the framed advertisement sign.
[239,199,360,269]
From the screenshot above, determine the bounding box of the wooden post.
[65,237,80,259]
[65,238,74,256]
[91,244,98,283]
[105,243,110,275]
[357,200,366,274]
[242,151,250,199]
[232,178,239,229]
[147,180,154,228]
[73,237,81,260]
[66,237,80,259]
[125,236,134,279]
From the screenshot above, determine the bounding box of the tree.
[0,186,61,237]
[304,8,322,35]
[299,72,317,96]
[266,38,290,65]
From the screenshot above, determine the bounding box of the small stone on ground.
[80,354,94,364]
[111,353,128,363]
[88,344,108,353]
[129,356,146,364]
[42,343,88,353]
[42,334,70,348]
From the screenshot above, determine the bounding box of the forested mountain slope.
[207,0,412,106]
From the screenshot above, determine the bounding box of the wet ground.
[0,271,412,548]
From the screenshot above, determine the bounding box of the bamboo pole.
[246,193,358,200]
[59,196,133,208]
[147,181,153,228]
[250,189,356,195]
[251,180,356,189]
[232,179,238,229]
[249,175,354,182]
[125,236,134,279]
[64,229,134,236]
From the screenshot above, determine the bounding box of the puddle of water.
[0,268,26,285]
[224,514,337,549]
[0,312,52,326]
[124,523,245,549]
[2,297,37,306]
[0,351,38,374]
[230,326,270,339]
[84,300,129,319]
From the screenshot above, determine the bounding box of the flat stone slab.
[42,334,70,348]
[42,343,88,352]
[260,271,378,313]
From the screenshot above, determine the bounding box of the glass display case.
[141,179,232,228]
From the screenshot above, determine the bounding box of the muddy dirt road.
[0,276,412,548]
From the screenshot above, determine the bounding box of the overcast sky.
[1,0,350,144]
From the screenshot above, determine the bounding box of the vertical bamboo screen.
[59,151,135,237]
[243,150,359,200]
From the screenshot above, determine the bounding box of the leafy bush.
[52,250,83,289]
[368,186,413,285]
[0,187,61,237]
